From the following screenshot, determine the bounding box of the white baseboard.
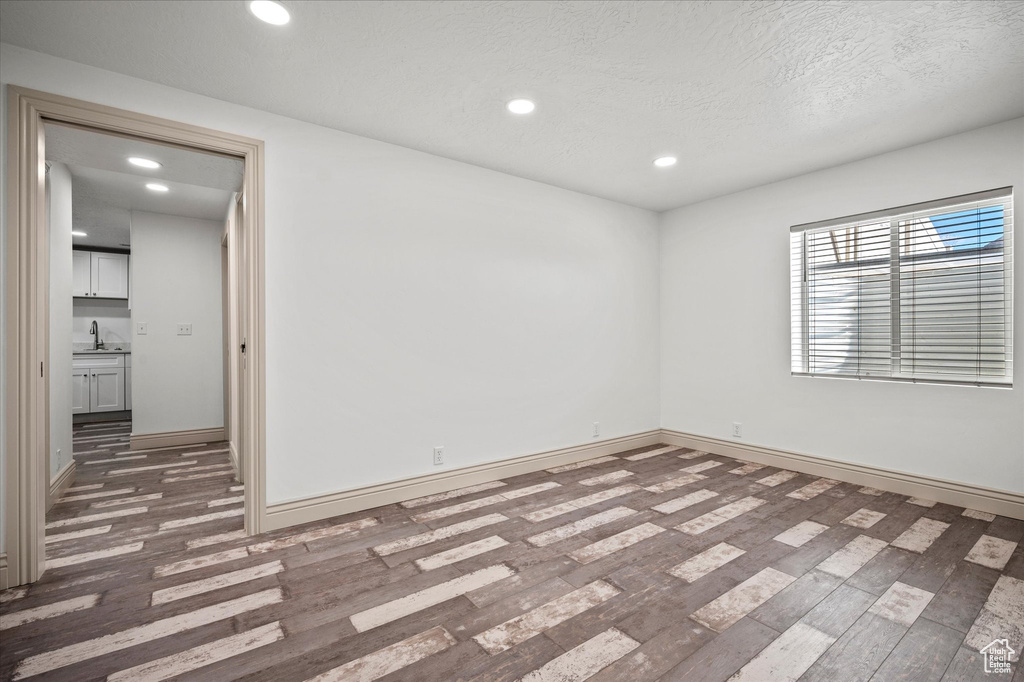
[0,553,8,590]
[47,460,77,511]
[661,429,1024,520]
[130,427,225,451]
[263,426,1024,534]
[264,430,663,531]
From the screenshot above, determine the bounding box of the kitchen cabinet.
[72,251,92,297]
[71,368,91,414]
[91,367,126,412]
[92,252,129,299]
[73,250,129,300]
[125,355,132,411]
[72,353,129,413]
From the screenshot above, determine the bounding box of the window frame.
[791,187,1013,388]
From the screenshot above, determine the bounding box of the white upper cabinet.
[72,250,92,297]
[73,250,129,299]
[91,252,129,299]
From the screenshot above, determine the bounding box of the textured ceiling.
[6,1,1024,211]
[45,123,242,249]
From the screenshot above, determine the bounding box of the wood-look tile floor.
[1,426,1022,681]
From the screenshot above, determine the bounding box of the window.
[791,188,1013,386]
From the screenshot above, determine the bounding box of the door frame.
[3,85,267,587]
[222,193,246,485]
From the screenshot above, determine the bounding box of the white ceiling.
[44,123,243,249]
[6,1,1024,211]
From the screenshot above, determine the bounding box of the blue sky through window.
[931,206,1003,250]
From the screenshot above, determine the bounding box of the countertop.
[73,349,131,354]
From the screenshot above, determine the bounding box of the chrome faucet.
[89,320,101,350]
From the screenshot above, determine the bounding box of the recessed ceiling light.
[249,0,290,25]
[146,183,169,192]
[506,99,536,115]
[71,230,87,237]
[128,157,161,169]
[653,156,678,168]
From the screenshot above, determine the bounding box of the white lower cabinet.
[73,354,130,414]
[91,367,126,412]
[71,368,91,414]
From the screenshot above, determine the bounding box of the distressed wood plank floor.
[1,423,1022,681]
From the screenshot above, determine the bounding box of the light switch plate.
[176,323,192,336]
[136,322,148,335]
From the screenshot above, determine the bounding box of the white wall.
[130,211,224,436]
[660,117,1024,494]
[1,79,7,549]
[0,45,661,514]
[3,45,664,526]
[48,162,73,482]
[72,298,131,348]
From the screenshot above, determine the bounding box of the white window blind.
[791,188,1013,386]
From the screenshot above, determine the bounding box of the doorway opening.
[43,121,244,555]
[4,87,266,588]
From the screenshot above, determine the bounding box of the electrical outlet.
[176,323,192,336]
[732,422,742,438]
[136,322,148,335]
[593,422,600,438]
[433,446,444,466]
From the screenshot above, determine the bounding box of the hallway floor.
[1,429,1021,681]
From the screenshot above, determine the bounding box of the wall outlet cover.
[176,323,193,336]
[433,446,444,466]
[136,322,148,335]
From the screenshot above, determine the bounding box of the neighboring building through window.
[791,188,1013,386]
